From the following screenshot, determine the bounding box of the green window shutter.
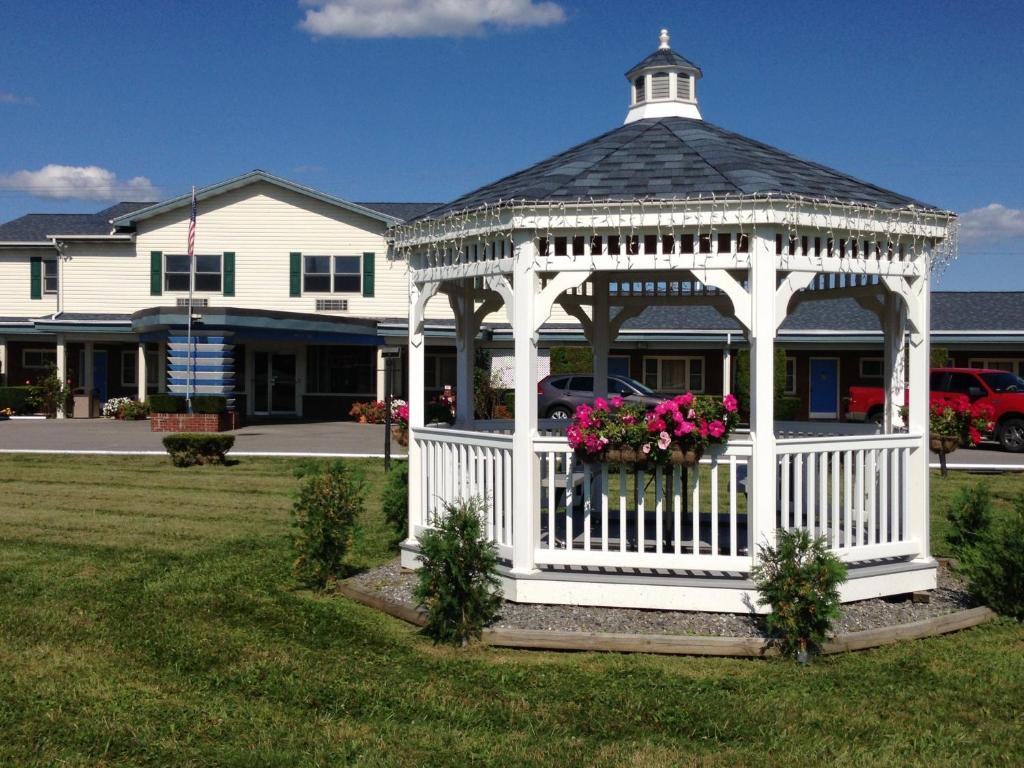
[223,252,235,296]
[30,257,42,300]
[150,251,162,296]
[289,252,302,297]
[362,252,375,298]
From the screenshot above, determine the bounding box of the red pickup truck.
[846,367,1024,452]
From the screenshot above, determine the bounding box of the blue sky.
[2,0,1022,290]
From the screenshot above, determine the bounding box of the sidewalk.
[0,418,406,457]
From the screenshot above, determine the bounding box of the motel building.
[1,37,1023,429]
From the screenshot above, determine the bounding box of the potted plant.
[926,396,993,475]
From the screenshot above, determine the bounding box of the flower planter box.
[150,412,240,433]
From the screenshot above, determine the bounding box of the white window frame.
[164,253,221,293]
[969,358,1024,376]
[642,355,705,393]
[302,254,362,294]
[784,357,797,395]
[859,357,884,379]
[22,348,57,369]
[120,350,159,387]
[43,259,58,295]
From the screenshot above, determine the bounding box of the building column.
[511,233,539,574]
[905,258,932,561]
[158,339,168,393]
[56,334,67,419]
[137,341,148,402]
[454,281,475,426]
[592,275,609,399]
[882,295,907,433]
[749,232,778,553]
[375,347,386,402]
[0,336,7,386]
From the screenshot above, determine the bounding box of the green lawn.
[0,454,1022,767]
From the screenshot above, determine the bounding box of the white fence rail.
[775,433,921,562]
[415,426,514,558]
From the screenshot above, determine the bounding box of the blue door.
[93,351,108,403]
[808,358,838,418]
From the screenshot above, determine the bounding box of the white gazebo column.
[406,279,430,545]
[454,282,475,425]
[56,334,67,418]
[592,275,609,398]
[905,267,931,560]
[511,234,539,574]
[722,343,732,396]
[882,294,907,433]
[137,341,148,402]
[749,233,778,553]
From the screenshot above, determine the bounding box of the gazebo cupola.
[624,28,703,123]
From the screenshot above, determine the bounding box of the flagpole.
[186,186,196,414]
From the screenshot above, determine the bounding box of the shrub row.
[161,433,235,467]
[148,394,228,414]
[0,386,32,414]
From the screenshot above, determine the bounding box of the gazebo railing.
[775,433,922,562]
[533,436,754,572]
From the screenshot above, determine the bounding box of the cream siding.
[0,249,59,317]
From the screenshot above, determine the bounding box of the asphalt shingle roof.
[420,117,935,219]
[355,202,443,222]
[0,201,155,241]
[627,48,702,75]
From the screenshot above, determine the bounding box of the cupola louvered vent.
[651,72,670,99]
[677,74,691,100]
[633,77,645,103]
[316,299,348,311]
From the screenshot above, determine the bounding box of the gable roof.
[110,170,404,228]
[419,117,938,220]
[0,201,155,242]
[355,202,443,222]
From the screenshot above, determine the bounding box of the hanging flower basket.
[604,446,649,467]
[929,434,959,454]
[391,425,409,447]
[670,446,703,467]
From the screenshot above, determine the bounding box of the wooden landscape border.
[336,579,996,658]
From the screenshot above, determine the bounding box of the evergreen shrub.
[161,433,235,467]
[291,461,365,588]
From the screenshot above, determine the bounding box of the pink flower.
[658,431,672,450]
[699,420,709,439]
[654,401,671,416]
[708,420,725,438]
[622,413,636,425]
[576,404,592,419]
[610,395,624,408]
[687,409,696,419]
[594,397,609,411]
[642,443,652,454]
[678,392,694,407]
[675,421,695,435]
[723,393,738,413]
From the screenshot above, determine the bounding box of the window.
[43,260,58,294]
[546,377,570,390]
[945,372,982,395]
[980,371,1024,393]
[304,255,361,293]
[569,375,594,392]
[22,348,57,369]
[121,350,159,387]
[424,353,457,390]
[643,356,704,393]
[165,254,221,292]
[859,357,883,379]
[634,77,645,103]
[785,357,797,395]
[969,358,1024,376]
[306,346,375,394]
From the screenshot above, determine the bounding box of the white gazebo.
[394,31,957,613]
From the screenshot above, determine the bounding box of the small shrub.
[946,483,993,554]
[414,498,502,646]
[0,386,32,414]
[291,461,365,588]
[953,494,1024,619]
[752,528,848,660]
[162,433,235,467]
[149,394,186,413]
[121,399,150,420]
[381,462,409,546]
[26,364,71,418]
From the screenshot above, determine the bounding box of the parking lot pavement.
[0,418,407,457]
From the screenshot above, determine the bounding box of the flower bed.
[567,392,739,467]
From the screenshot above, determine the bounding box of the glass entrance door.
[253,351,297,415]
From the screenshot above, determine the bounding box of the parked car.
[846,367,1024,452]
[537,373,664,419]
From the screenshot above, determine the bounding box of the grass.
[0,454,1021,766]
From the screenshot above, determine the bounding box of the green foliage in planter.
[290,461,365,589]
[752,528,848,660]
[148,394,186,414]
[121,399,150,420]
[414,497,503,646]
[776,395,802,420]
[550,346,593,375]
[381,461,409,547]
[191,395,228,414]
[949,486,1024,619]
[0,386,32,414]
[26,363,71,417]
[161,433,235,467]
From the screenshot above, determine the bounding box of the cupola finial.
[659,28,670,49]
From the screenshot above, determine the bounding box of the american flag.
[188,186,197,259]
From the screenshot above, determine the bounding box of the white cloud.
[0,91,35,106]
[0,164,160,201]
[299,0,566,38]
[958,203,1024,244]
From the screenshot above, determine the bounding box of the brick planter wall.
[150,412,241,433]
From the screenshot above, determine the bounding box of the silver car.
[537,373,664,420]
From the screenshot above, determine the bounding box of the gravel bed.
[345,560,974,639]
